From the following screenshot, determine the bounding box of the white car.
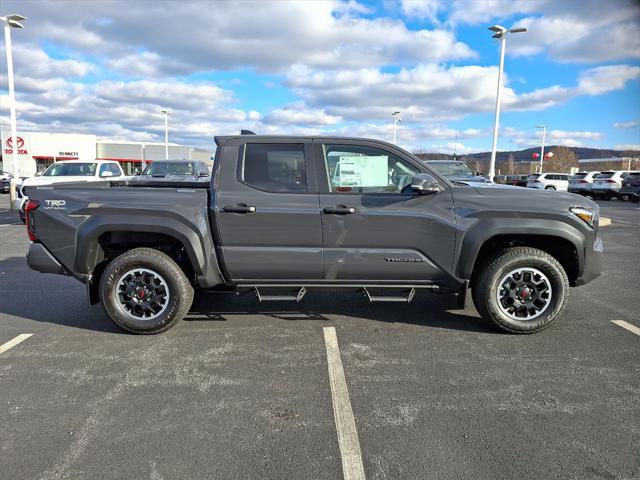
[592,170,640,200]
[14,160,127,220]
[526,173,570,191]
[568,171,600,196]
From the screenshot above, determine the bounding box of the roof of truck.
[214,135,397,147]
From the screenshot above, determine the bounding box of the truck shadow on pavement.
[0,255,495,334]
[187,290,495,334]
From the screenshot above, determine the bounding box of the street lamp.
[1,13,26,178]
[487,24,526,182]
[536,124,547,173]
[160,109,170,159]
[392,111,401,144]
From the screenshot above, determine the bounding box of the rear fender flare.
[75,214,223,288]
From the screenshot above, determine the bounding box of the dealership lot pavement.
[1,194,638,480]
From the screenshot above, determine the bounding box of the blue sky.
[1,0,639,153]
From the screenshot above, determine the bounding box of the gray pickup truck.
[24,135,602,334]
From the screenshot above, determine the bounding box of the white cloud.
[614,120,639,129]
[501,127,604,148]
[2,0,474,76]
[400,0,442,22]
[264,104,342,126]
[449,0,640,63]
[286,63,640,122]
[613,144,640,150]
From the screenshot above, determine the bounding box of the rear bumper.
[26,242,70,276]
[568,186,591,195]
[576,235,603,286]
[619,188,640,199]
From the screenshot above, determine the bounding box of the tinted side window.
[322,144,419,194]
[242,143,307,193]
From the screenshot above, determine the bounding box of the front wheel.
[99,248,194,334]
[545,185,556,191]
[472,247,569,334]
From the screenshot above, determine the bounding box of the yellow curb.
[599,217,612,227]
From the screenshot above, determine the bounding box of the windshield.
[427,162,475,177]
[572,173,588,179]
[142,162,195,176]
[43,162,97,177]
[595,172,615,179]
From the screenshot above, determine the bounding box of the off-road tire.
[99,248,194,334]
[472,247,569,334]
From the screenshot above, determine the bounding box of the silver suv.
[568,171,600,196]
[592,171,639,200]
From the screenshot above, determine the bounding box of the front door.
[314,140,456,283]
[215,140,323,281]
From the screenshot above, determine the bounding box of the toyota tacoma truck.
[23,135,603,334]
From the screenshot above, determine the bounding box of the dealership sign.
[4,136,28,155]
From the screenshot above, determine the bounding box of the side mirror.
[475,171,484,176]
[35,171,43,177]
[197,170,209,177]
[100,170,114,178]
[411,173,441,195]
[133,169,141,175]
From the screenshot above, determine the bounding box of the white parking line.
[0,333,34,354]
[611,320,640,337]
[323,327,366,480]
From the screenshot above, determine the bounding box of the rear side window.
[241,143,307,193]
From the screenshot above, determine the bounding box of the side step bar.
[363,287,416,303]
[255,287,307,303]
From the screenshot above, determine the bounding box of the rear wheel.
[99,248,194,334]
[472,247,569,334]
[545,185,556,191]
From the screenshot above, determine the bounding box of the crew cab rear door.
[214,139,322,280]
[314,140,456,282]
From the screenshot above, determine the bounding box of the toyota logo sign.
[6,136,25,149]
[4,136,28,155]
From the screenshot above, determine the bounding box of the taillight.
[25,200,40,241]
[579,180,588,183]
[607,179,617,183]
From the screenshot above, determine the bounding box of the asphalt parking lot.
[1,194,638,480]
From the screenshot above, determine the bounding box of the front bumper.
[576,235,603,286]
[26,242,70,276]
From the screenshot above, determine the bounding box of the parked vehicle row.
[496,170,640,201]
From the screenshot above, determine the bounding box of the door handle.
[323,205,356,215]
[223,204,256,214]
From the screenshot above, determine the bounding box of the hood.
[469,184,598,209]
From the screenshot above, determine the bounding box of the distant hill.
[414,146,639,162]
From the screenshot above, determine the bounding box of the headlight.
[570,206,598,228]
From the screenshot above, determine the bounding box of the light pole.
[392,111,401,144]
[160,109,170,159]
[487,25,526,182]
[1,13,26,178]
[536,124,547,173]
